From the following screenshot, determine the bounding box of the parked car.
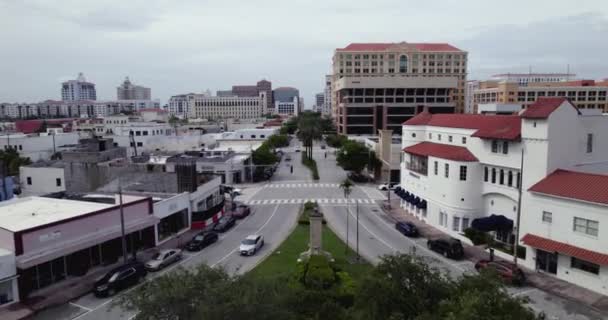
[230,203,251,219]
[186,232,219,251]
[213,215,236,232]
[295,147,301,152]
[320,145,326,149]
[231,188,242,196]
[145,249,182,271]
[285,155,292,161]
[240,234,264,256]
[475,260,526,285]
[395,221,419,237]
[378,183,398,191]
[427,238,464,259]
[93,261,147,297]
[348,172,371,183]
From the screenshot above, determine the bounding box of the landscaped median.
[249,202,371,282]
[301,152,320,180]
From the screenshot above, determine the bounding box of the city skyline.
[1,1,607,105]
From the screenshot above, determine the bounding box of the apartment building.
[323,75,332,116]
[399,97,608,295]
[0,100,160,120]
[491,73,575,86]
[190,93,267,120]
[61,73,96,101]
[116,77,151,100]
[332,42,467,135]
[473,79,608,113]
[464,80,479,114]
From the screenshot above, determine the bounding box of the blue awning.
[471,215,514,232]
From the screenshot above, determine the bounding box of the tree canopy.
[0,148,32,176]
[117,254,541,320]
[336,140,370,174]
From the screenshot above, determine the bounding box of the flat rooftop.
[0,195,146,232]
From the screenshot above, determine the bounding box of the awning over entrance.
[522,234,608,266]
[471,214,513,232]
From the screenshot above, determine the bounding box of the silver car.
[145,249,182,271]
[239,235,264,256]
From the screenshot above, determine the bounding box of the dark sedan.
[213,216,236,233]
[395,221,419,237]
[427,238,464,259]
[186,232,219,251]
[230,204,251,219]
[93,261,147,297]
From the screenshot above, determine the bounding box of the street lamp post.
[118,178,129,264]
[356,199,360,262]
[340,179,353,255]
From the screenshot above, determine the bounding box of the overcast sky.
[1,0,607,106]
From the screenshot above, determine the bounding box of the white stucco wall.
[20,166,66,196]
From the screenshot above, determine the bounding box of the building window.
[502,141,509,154]
[56,178,61,187]
[399,55,408,73]
[27,177,32,185]
[137,142,143,147]
[448,136,453,142]
[508,171,513,187]
[444,163,449,178]
[491,140,498,153]
[573,217,599,236]
[429,133,432,139]
[462,217,470,230]
[143,131,148,136]
[491,168,496,183]
[136,131,141,136]
[499,169,504,185]
[516,172,521,188]
[586,133,593,153]
[571,257,600,275]
[484,167,489,182]
[434,161,438,175]
[542,211,552,223]
[462,137,467,144]
[438,134,442,141]
[453,217,461,232]
[439,212,448,227]
[459,166,467,181]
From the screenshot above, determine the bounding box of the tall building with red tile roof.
[398,97,608,295]
[331,42,467,135]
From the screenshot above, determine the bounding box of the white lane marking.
[70,302,92,312]
[212,204,281,267]
[511,288,539,297]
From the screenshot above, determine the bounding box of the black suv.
[395,221,419,237]
[186,232,219,251]
[213,216,236,233]
[93,261,147,297]
[427,238,464,259]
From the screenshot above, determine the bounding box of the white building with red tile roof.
[399,97,608,295]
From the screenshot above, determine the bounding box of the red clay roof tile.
[403,141,478,162]
[520,97,579,119]
[522,234,608,265]
[404,113,521,141]
[528,169,608,206]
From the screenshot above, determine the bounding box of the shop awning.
[522,234,608,266]
[471,215,513,232]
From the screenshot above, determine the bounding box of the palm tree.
[339,179,353,254]
[297,113,322,159]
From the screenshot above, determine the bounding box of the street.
[31,140,606,320]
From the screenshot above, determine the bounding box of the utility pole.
[513,147,525,266]
[356,199,360,262]
[118,179,129,264]
[51,131,56,155]
[345,192,350,254]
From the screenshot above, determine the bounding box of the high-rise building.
[61,73,96,101]
[227,80,273,113]
[473,79,608,113]
[491,73,575,87]
[332,42,467,135]
[117,77,151,100]
[187,92,268,120]
[273,87,299,103]
[323,75,332,116]
[315,93,325,110]
[465,80,480,114]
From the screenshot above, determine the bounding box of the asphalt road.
[31,139,606,320]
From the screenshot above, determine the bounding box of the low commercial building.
[0,248,18,307]
[0,131,80,161]
[399,97,608,295]
[0,195,157,300]
[166,150,251,184]
[190,93,268,120]
[0,100,160,119]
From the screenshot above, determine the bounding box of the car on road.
[295,147,301,152]
[186,232,219,251]
[395,221,419,237]
[230,203,251,219]
[427,237,464,259]
[213,215,236,232]
[347,172,371,183]
[285,155,292,161]
[240,234,264,256]
[378,183,398,191]
[94,261,147,297]
[145,249,182,271]
[475,260,526,285]
[320,145,326,149]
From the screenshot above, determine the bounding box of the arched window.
[399,55,408,73]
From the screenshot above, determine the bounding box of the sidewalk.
[382,199,608,315]
[8,229,201,320]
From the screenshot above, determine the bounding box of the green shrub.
[335,271,356,307]
[299,202,326,225]
[304,255,336,290]
[464,228,492,245]
[301,153,320,180]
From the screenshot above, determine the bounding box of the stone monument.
[299,205,334,262]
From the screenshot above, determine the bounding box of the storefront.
[0,249,18,308]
